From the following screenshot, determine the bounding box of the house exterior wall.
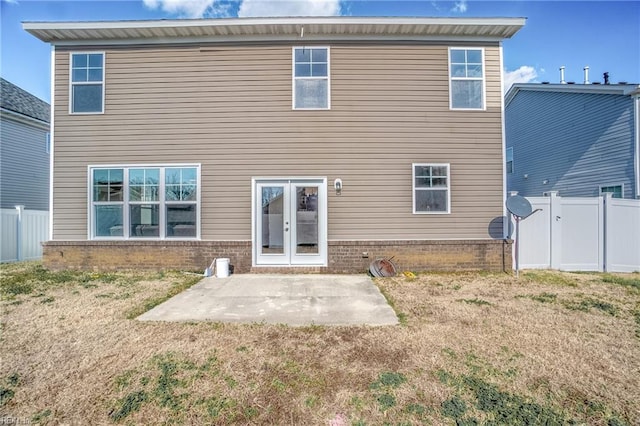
[0,114,50,211]
[506,90,637,198]
[52,42,506,241]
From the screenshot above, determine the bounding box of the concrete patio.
[137,274,399,326]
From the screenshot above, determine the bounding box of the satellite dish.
[506,195,533,218]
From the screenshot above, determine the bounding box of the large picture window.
[90,165,199,239]
[70,52,105,114]
[413,163,451,214]
[449,48,485,110]
[293,47,330,109]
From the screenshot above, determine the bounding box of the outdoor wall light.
[334,178,343,195]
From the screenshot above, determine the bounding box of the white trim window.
[293,47,330,110]
[600,184,623,199]
[506,147,514,173]
[449,48,485,110]
[413,163,451,214]
[90,165,200,239]
[70,52,105,114]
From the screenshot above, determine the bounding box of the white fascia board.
[48,34,510,48]
[0,108,49,130]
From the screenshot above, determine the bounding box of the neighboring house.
[505,82,640,199]
[24,17,524,273]
[0,78,50,211]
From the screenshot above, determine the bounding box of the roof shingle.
[0,78,50,123]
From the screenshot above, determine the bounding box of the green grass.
[458,298,492,306]
[600,274,640,291]
[0,373,20,408]
[375,283,408,326]
[564,297,619,316]
[108,351,252,423]
[522,271,578,287]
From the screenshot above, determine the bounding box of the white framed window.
[449,48,485,110]
[89,165,200,239]
[413,163,451,214]
[600,184,623,199]
[293,47,330,110]
[506,147,514,173]
[70,52,105,114]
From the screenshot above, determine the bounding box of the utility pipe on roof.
[583,66,590,84]
[559,66,566,84]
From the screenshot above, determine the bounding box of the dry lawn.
[1,262,639,425]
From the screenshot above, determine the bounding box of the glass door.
[254,179,326,266]
[256,183,289,265]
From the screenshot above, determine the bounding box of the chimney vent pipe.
[604,72,610,85]
[560,66,566,84]
[583,66,590,84]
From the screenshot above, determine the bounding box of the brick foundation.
[42,239,512,273]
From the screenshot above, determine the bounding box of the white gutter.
[49,45,55,240]
[0,108,49,130]
[499,42,509,238]
[635,95,640,199]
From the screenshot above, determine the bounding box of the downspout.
[635,94,640,199]
[49,45,55,240]
[499,43,508,237]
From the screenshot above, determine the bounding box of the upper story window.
[449,48,485,110]
[600,185,623,199]
[70,52,104,114]
[506,147,514,173]
[293,47,330,110]
[413,163,451,214]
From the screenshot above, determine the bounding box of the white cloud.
[144,0,342,18]
[451,0,467,13]
[143,0,221,18]
[238,0,341,17]
[504,66,539,92]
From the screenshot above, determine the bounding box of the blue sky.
[1,0,639,103]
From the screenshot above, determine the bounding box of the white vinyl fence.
[513,193,640,273]
[1,206,49,262]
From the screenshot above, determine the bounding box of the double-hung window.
[600,184,623,199]
[293,47,330,109]
[413,163,451,214]
[506,147,514,173]
[90,165,199,239]
[70,52,104,114]
[449,48,485,110]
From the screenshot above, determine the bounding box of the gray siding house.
[505,83,640,199]
[0,78,51,211]
[24,17,524,273]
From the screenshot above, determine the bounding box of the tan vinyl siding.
[52,43,504,241]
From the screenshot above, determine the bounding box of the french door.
[254,178,327,266]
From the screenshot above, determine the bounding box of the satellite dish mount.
[505,195,540,278]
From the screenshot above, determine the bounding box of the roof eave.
[506,83,640,107]
[23,16,526,44]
